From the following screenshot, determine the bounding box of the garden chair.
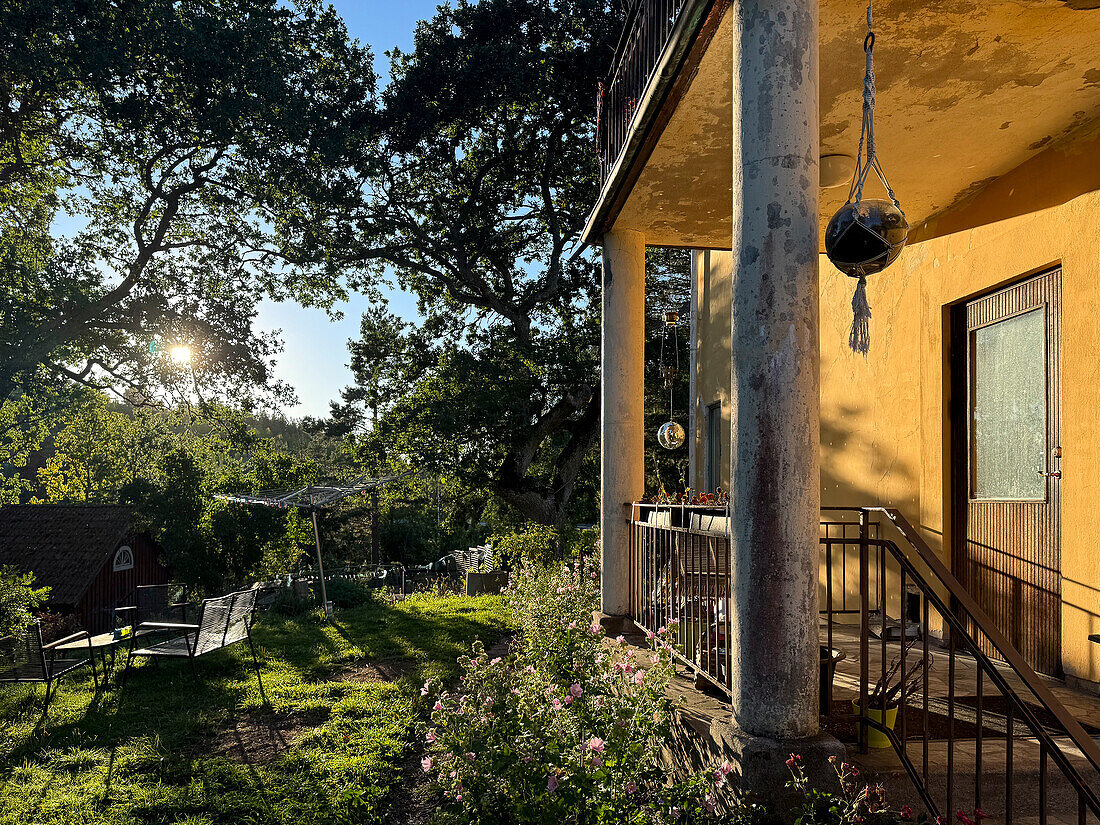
[114,583,190,636]
[121,589,265,701]
[0,622,97,714]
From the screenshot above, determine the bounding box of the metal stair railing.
[822,506,1100,824]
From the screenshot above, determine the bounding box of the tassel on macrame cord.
[849,275,872,355]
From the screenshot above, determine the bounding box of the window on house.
[705,402,722,493]
[113,545,134,572]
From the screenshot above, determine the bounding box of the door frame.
[949,264,1064,676]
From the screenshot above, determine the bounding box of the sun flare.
[169,345,192,364]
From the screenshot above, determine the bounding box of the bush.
[324,578,374,609]
[490,523,559,567]
[0,566,49,636]
[420,563,730,824]
[37,612,82,644]
[270,587,312,617]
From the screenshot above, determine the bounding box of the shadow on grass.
[0,593,511,825]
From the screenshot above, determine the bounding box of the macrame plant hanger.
[826,0,908,355]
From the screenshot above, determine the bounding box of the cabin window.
[113,545,134,572]
[705,402,722,492]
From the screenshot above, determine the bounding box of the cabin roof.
[0,504,137,606]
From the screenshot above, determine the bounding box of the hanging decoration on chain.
[657,310,685,450]
[824,0,908,355]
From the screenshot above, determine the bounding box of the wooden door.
[954,269,1062,676]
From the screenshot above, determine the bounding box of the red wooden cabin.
[0,504,169,633]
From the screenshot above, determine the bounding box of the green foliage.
[0,0,374,408]
[0,594,512,824]
[270,588,313,618]
[322,0,629,530]
[644,248,693,499]
[0,566,48,637]
[787,756,918,825]
[324,578,375,610]
[422,564,731,824]
[491,523,560,567]
[36,391,170,502]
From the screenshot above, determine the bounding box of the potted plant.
[852,639,932,748]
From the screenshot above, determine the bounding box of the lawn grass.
[0,592,511,825]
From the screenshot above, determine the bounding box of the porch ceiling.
[612,0,1100,249]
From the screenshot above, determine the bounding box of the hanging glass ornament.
[656,310,684,450]
[825,0,908,355]
[657,421,686,450]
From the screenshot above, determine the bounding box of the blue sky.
[255,0,443,419]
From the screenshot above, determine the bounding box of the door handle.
[1036,469,1062,479]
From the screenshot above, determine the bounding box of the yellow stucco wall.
[868,186,1100,686]
[694,187,1100,684]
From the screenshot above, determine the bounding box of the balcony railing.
[628,503,1100,822]
[597,0,692,182]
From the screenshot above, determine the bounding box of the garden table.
[55,629,133,689]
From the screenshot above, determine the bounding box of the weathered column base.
[594,612,634,635]
[665,700,845,822]
[724,728,845,813]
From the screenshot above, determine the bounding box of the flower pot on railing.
[852,699,899,748]
[819,646,846,715]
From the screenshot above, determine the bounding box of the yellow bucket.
[852,700,898,749]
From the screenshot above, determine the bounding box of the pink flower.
[591,755,603,767]
[670,806,682,819]
[625,781,637,794]
[570,683,583,697]
[421,757,432,772]
[900,806,914,821]
[456,794,463,802]
[466,752,476,762]
[564,695,573,705]
[719,760,732,776]
[633,670,645,684]
[426,730,436,743]
[974,812,990,822]
[957,811,975,825]
[433,701,443,711]
[704,793,716,813]
[547,775,559,792]
[588,737,605,752]
[646,629,656,640]
[552,698,563,710]
[490,657,502,666]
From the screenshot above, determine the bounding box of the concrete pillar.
[728,0,825,744]
[600,228,646,620]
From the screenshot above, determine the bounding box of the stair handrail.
[870,506,1100,776]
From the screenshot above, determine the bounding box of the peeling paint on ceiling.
[613,0,1100,249]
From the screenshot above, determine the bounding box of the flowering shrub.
[420,563,734,824]
[786,754,982,825]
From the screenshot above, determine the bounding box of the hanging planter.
[656,310,685,450]
[824,1,908,355]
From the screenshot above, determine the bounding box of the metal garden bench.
[0,622,97,713]
[121,589,265,700]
